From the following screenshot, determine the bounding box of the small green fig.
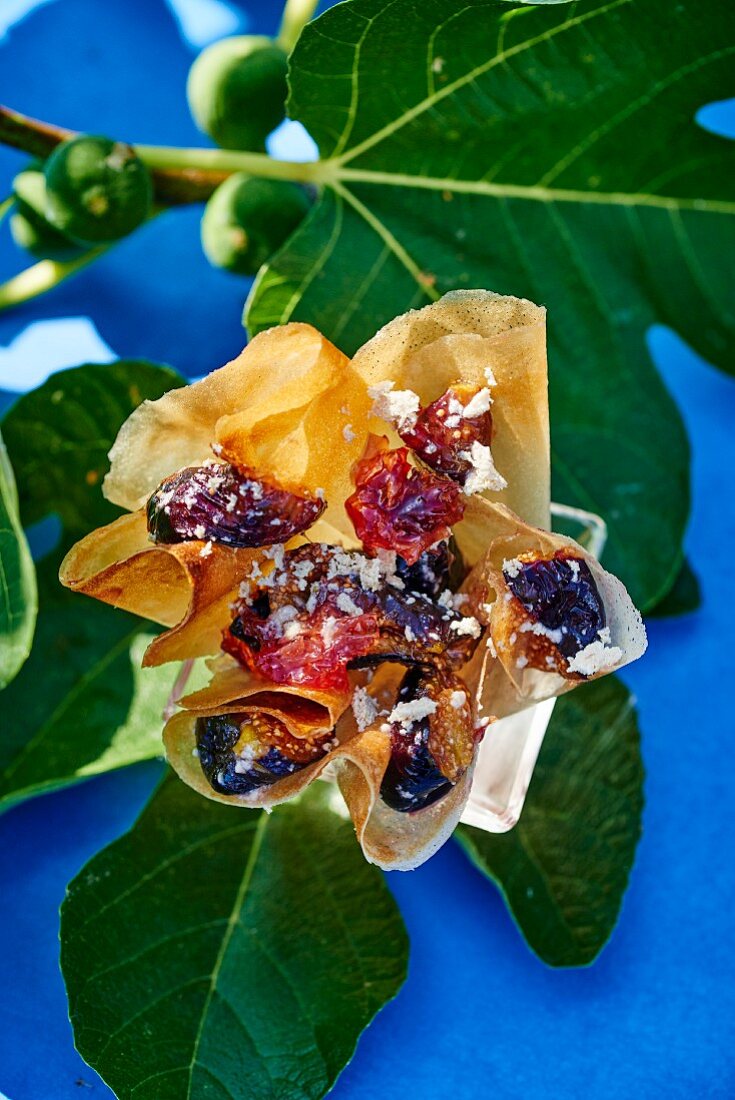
[44,135,152,243]
[10,161,86,261]
[201,174,310,275]
[187,36,288,151]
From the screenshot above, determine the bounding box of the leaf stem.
[0,248,108,312]
[135,143,324,185]
[0,196,13,227]
[277,0,320,53]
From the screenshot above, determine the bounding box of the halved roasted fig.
[502,549,614,677]
[345,447,464,565]
[195,711,332,795]
[146,462,325,548]
[223,543,480,691]
[380,666,476,813]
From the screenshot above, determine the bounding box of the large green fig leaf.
[61,777,409,1100]
[456,675,644,967]
[247,0,735,610]
[2,360,183,594]
[0,429,36,689]
[0,361,187,810]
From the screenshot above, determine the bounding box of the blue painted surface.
[0,2,733,1098]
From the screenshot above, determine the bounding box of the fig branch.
[0,0,329,313]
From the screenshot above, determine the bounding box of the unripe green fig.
[10,161,86,261]
[201,174,310,275]
[44,135,152,243]
[187,36,288,151]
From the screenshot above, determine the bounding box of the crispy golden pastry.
[59,291,646,871]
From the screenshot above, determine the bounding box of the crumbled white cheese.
[388,697,438,729]
[268,605,299,637]
[343,423,356,443]
[484,367,497,387]
[486,635,498,657]
[352,686,379,732]
[292,559,314,582]
[225,493,238,513]
[315,487,326,500]
[566,632,622,676]
[516,655,529,669]
[206,474,225,493]
[193,524,206,540]
[449,615,482,638]
[449,690,467,709]
[461,442,507,495]
[336,591,362,617]
[325,546,403,592]
[211,442,223,455]
[569,559,580,580]
[199,540,213,558]
[264,544,285,570]
[462,388,492,418]
[368,380,421,430]
[502,557,522,578]
[234,739,263,772]
[520,619,563,644]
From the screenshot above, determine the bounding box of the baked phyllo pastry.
[60,291,646,870]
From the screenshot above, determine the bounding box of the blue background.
[0,2,733,1097]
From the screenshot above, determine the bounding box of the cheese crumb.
[566,632,623,676]
[520,619,563,644]
[343,423,356,443]
[388,697,437,729]
[199,540,213,558]
[484,366,497,387]
[352,686,378,732]
[336,591,362,617]
[462,388,492,418]
[193,524,206,540]
[450,615,482,639]
[449,690,467,709]
[461,442,507,495]
[368,380,421,430]
[502,557,522,578]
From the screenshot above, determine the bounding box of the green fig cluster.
[10,161,86,261]
[201,173,310,275]
[187,36,288,151]
[43,135,153,243]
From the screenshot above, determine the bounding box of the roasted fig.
[196,711,332,795]
[345,448,464,565]
[380,666,476,813]
[503,550,608,674]
[223,544,480,691]
[146,462,325,548]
